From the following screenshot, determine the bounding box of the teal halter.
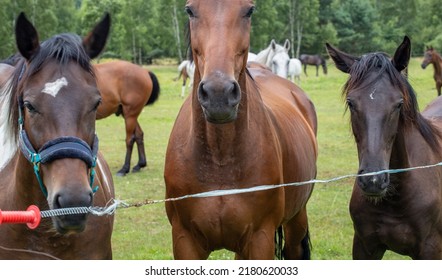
[17,104,99,198]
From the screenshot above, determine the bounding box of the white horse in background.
[174,60,195,98]
[255,39,290,68]
[249,39,301,84]
[288,58,302,84]
[247,52,257,62]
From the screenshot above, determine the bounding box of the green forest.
[0,0,441,64]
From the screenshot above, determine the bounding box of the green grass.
[96,58,436,260]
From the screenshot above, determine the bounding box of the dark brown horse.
[0,13,114,259]
[299,54,327,77]
[327,36,442,259]
[164,0,318,260]
[421,46,442,96]
[94,60,160,176]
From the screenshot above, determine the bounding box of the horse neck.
[389,128,410,170]
[4,153,47,210]
[191,69,262,160]
[431,52,442,75]
[256,48,273,67]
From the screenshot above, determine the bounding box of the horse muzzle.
[356,170,390,197]
[50,184,93,234]
[197,78,241,124]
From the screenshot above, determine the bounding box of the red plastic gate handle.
[0,205,41,229]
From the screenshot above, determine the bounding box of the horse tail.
[147,71,160,105]
[301,229,312,260]
[275,226,284,260]
[275,227,311,260]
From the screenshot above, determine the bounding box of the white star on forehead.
[42,77,68,97]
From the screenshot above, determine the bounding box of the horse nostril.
[229,82,241,106]
[198,82,209,104]
[54,193,63,209]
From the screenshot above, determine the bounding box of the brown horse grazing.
[326,36,442,259]
[421,46,442,96]
[0,13,114,259]
[299,54,327,77]
[164,0,318,260]
[94,60,160,176]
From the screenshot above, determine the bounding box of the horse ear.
[392,36,411,72]
[82,13,111,59]
[325,42,357,73]
[284,39,290,52]
[15,12,40,60]
[270,39,277,50]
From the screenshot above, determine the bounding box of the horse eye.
[185,6,195,18]
[93,99,102,111]
[23,101,37,113]
[347,99,355,111]
[245,6,255,18]
[396,101,403,110]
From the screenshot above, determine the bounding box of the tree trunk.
[172,0,183,62]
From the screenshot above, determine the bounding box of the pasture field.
[96,57,436,260]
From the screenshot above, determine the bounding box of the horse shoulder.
[248,69,317,155]
[249,68,316,133]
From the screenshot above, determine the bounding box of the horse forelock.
[343,52,442,154]
[30,33,94,76]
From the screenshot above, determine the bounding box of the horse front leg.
[437,81,441,96]
[171,220,211,260]
[132,122,147,172]
[283,209,311,260]
[352,234,386,260]
[236,227,276,260]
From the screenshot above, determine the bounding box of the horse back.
[94,60,153,118]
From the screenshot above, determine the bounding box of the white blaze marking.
[42,77,68,97]
[369,88,377,100]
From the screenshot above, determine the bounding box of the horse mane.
[343,52,442,154]
[2,33,95,160]
[185,21,193,62]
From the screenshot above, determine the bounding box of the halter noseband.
[17,64,99,197]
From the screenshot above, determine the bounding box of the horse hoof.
[116,170,128,177]
[132,164,146,173]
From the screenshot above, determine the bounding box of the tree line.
[0,0,441,64]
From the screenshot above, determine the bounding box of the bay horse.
[0,13,115,259]
[299,54,327,77]
[164,0,318,260]
[326,36,442,259]
[421,46,442,96]
[94,60,160,176]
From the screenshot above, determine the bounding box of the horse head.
[421,46,436,69]
[326,36,413,198]
[271,39,291,78]
[186,0,254,124]
[13,12,110,233]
